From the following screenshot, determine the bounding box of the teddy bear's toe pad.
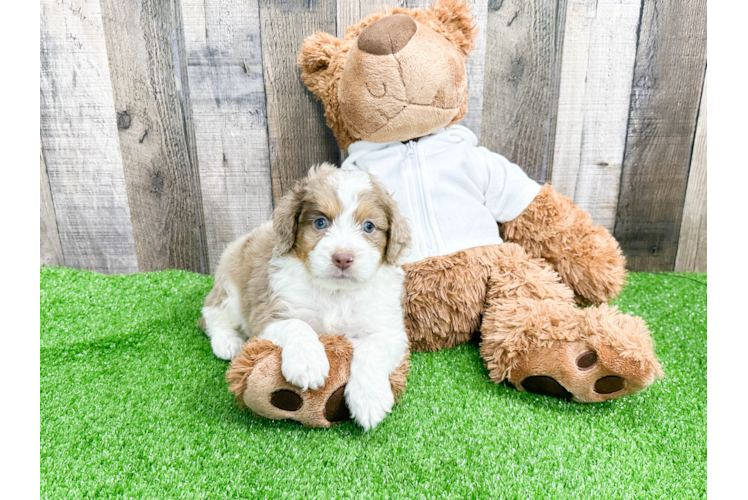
[594,375,626,394]
[324,385,351,422]
[575,350,597,370]
[270,389,303,411]
[520,376,572,400]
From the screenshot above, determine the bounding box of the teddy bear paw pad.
[324,385,351,422]
[594,375,626,394]
[575,350,597,370]
[520,376,572,400]
[270,389,303,411]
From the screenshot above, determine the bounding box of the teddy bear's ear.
[429,0,479,55]
[298,31,342,98]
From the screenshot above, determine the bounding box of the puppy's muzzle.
[332,251,354,270]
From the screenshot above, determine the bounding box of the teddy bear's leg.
[226,336,409,428]
[403,246,502,352]
[479,243,664,402]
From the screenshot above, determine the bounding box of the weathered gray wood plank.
[179,0,274,271]
[99,0,208,273]
[613,0,707,272]
[338,0,402,37]
[40,142,64,267]
[260,0,340,202]
[40,0,138,274]
[551,0,641,232]
[406,1,488,140]
[462,0,488,140]
[675,73,707,273]
[481,0,567,183]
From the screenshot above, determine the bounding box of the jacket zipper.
[407,141,437,256]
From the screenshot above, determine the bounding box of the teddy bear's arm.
[499,184,627,305]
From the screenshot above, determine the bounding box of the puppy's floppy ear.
[384,192,412,265]
[273,181,306,257]
[298,31,342,99]
[429,0,479,56]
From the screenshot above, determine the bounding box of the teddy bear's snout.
[338,13,467,143]
[358,14,417,56]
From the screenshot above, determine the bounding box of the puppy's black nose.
[332,252,354,270]
[357,14,417,55]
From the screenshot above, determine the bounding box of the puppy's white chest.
[282,289,375,338]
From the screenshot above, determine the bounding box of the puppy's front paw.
[280,338,330,392]
[345,376,394,431]
[211,335,245,360]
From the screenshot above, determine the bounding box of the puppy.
[201,163,412,430]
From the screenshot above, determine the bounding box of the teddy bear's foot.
[483,302,664,403]
[226,335,409,428]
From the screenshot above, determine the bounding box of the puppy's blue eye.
[362,221,375,233]
[314,218,328,230]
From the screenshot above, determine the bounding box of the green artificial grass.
[40,267,706,499]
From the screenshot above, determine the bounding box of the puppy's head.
[273,163,410,287]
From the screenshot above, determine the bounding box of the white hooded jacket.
[341,125,541,264]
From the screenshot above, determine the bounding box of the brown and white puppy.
[201,163,411,430]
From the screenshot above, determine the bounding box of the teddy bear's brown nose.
[357,14,417,55]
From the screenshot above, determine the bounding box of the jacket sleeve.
[476,147,541,223]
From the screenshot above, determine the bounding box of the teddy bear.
[226,0,663,428]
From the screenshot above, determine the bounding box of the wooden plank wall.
[675,72,707,272]
[40,140,63,267]
[40,0,707,274]
[180,0,274,269]
[481,0,567,183]
[99,0,208,273]
[551,0,641,233]
[40,0,139,274]
[613,0,707,271]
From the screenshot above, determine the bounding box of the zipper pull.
[407,140,416,157]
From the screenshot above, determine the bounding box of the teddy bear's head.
[298,0,478,149]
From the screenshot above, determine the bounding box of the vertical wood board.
[40,143,64,267]
[614,0,707,271]
[550,0,641,232]
[675,73,707,272]
[338,0,403,36]
[180,0,274,271]
[100,0,208,273]
[260,0,340,203]
[462,0,488,140]
[481,0,568,183]
[40,0,138,274]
